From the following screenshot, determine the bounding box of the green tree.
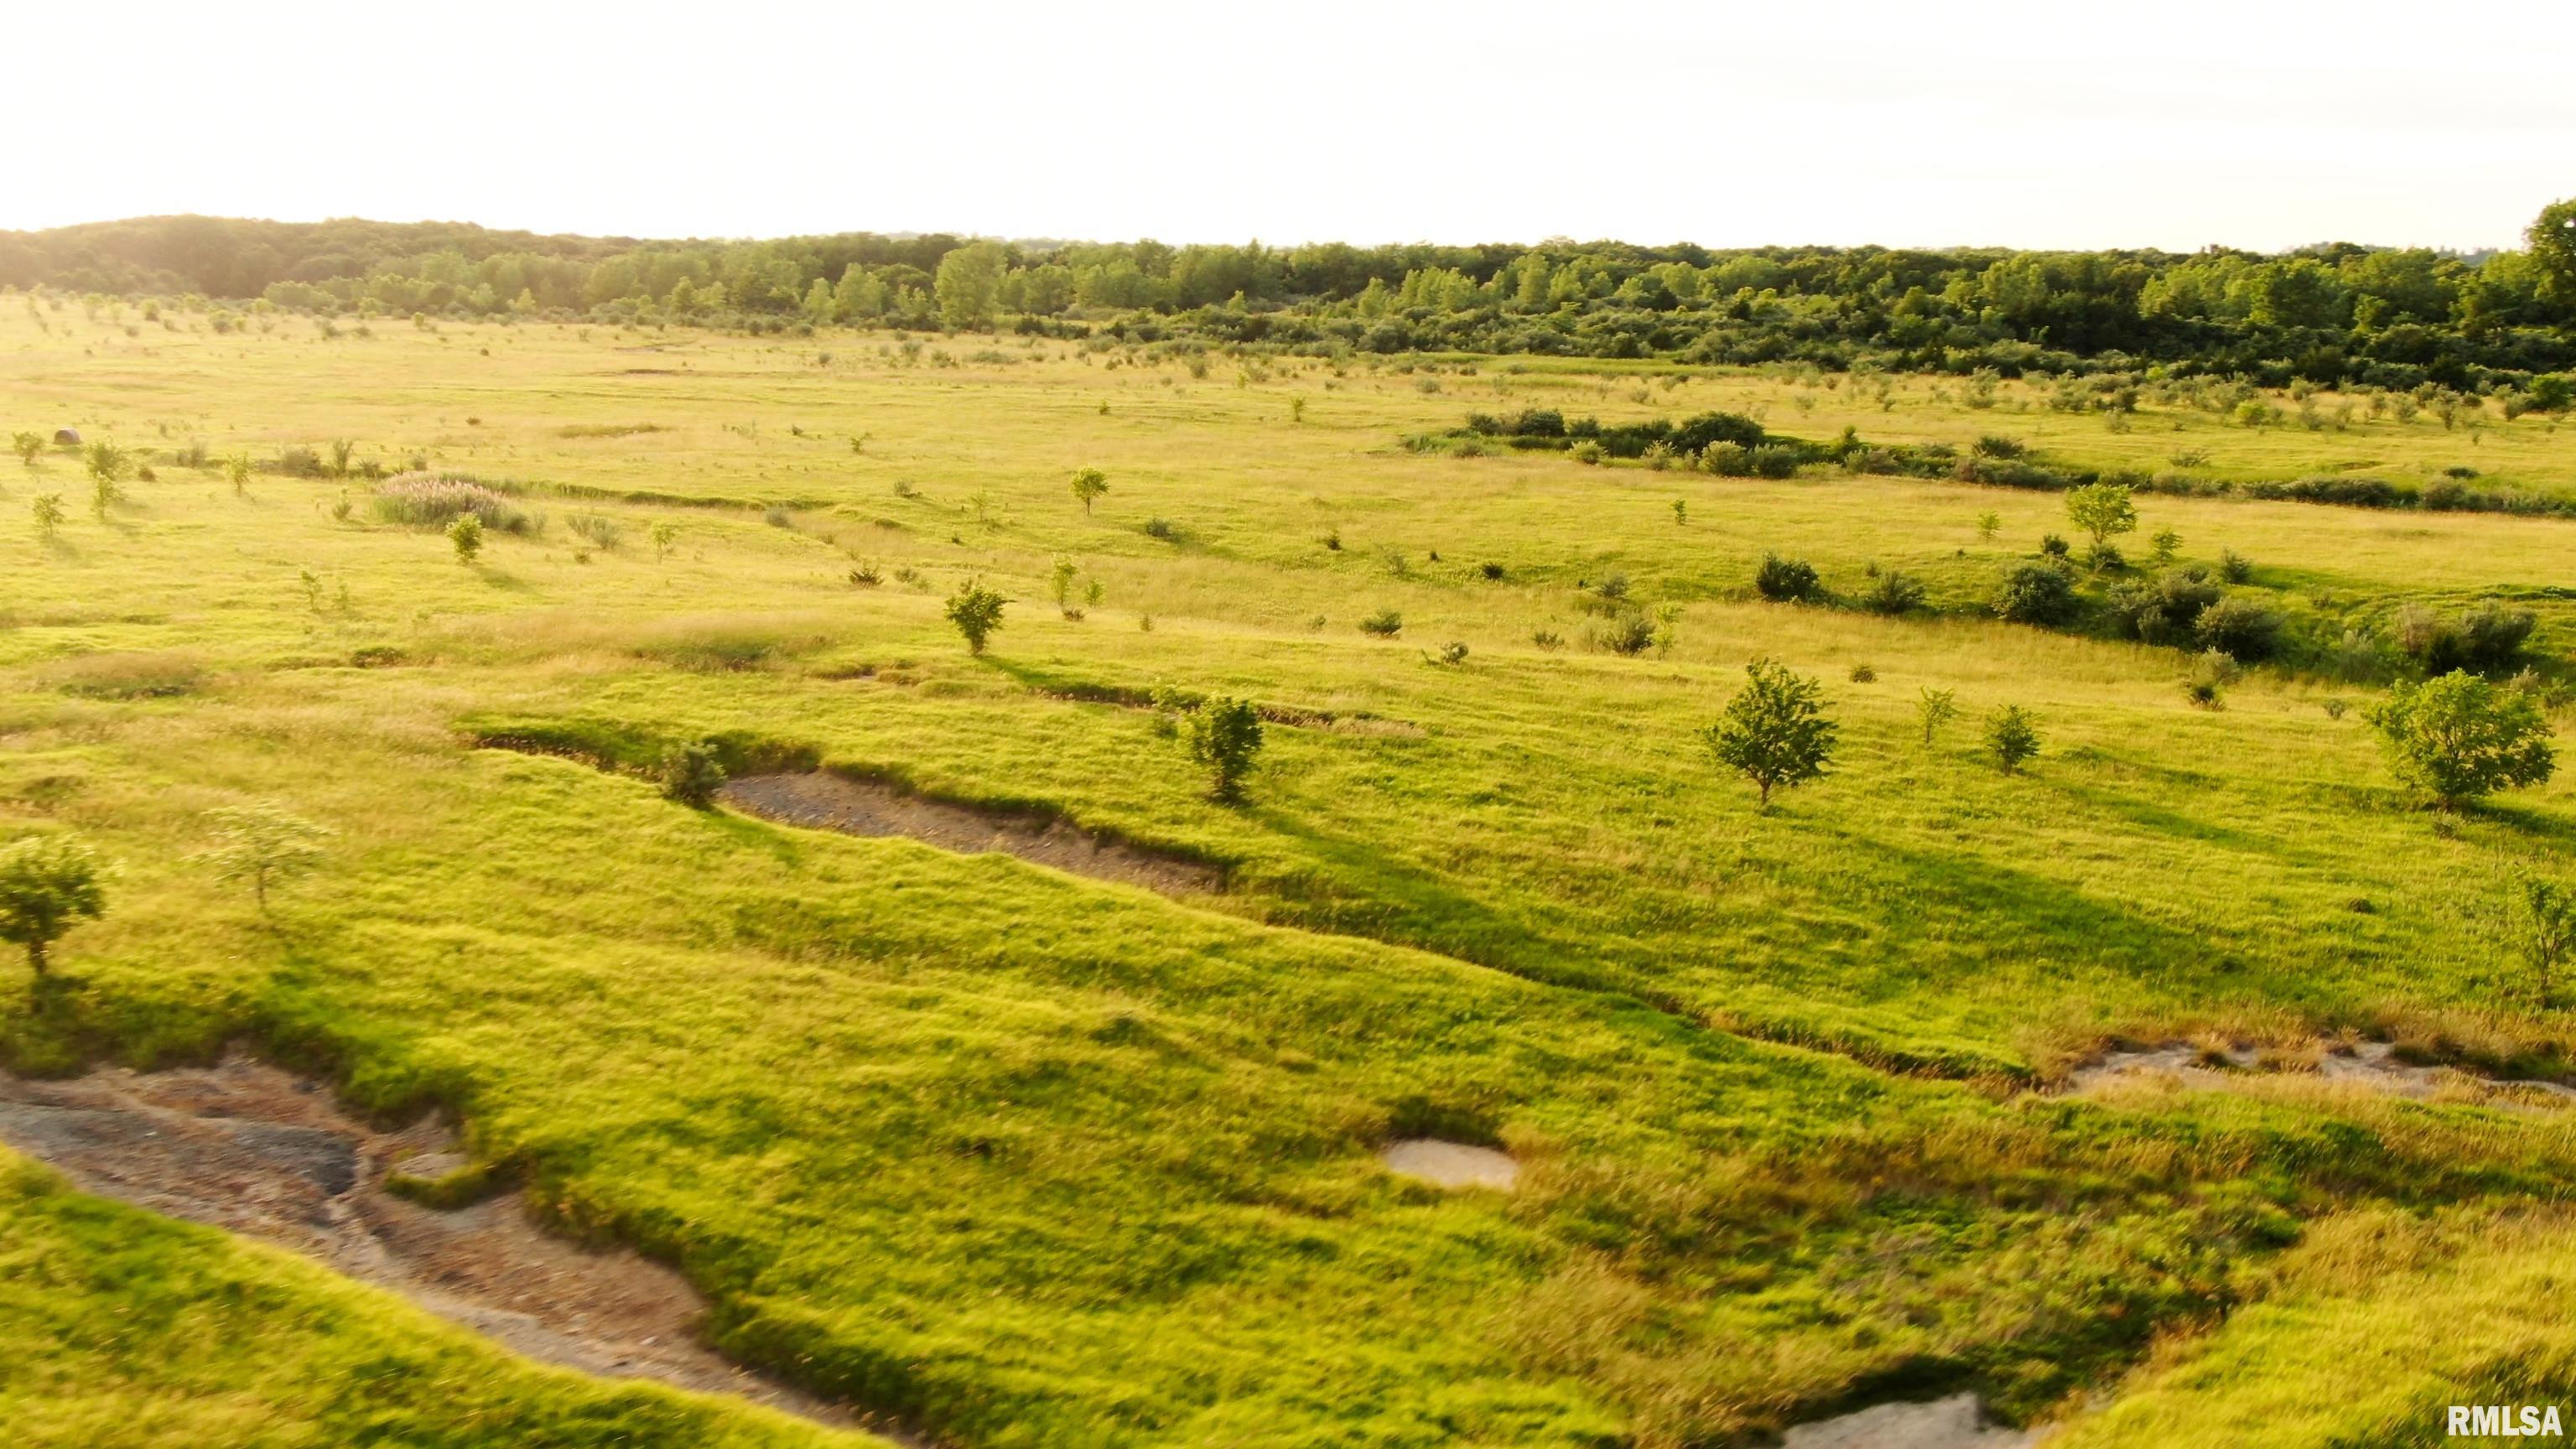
[200,804,331,913]
[1182,697,1266,802]
[1050,556,1082,617]
[0,834,106,977]
[2530,196,2576,308]
[1985,705,2042,773]
[10,430,39,465]
[448,512,485,564]
[1701,658,1837,810]
[2366,672,2557,809]
[1070,467,1109,514]
[933,241,1006,330]
[650,520,679,563]
[225,453,252,495]
[2503,873,2575,1007]
[84,441,127,518]
[1918,686,1960,745]
[943,581,1006,655]
[2064,481,2137,549]
[31,493,65,538]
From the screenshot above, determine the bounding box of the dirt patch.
[2068,1040,2576,1109]
[1378,1138,1519,1191]
[1781,1394,2033,1448]
[721,771,1223,897]
[0,1056,909,1440]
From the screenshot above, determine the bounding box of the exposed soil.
[1378,1138,1519,1191]
[0,1056,908,1440]
[721,771,1223,897]
[1780,1393,2036,1449]
[2068,1039,2576,1109]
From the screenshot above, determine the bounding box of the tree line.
[7,201,2575,387]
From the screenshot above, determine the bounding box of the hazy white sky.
[13,1,2573,253]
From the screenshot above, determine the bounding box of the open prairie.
[4,306,2574,1446]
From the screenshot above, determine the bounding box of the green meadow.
[3,306,2573,1445]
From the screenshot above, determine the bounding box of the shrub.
[30,493,65,537]
[1701,442,1753,476]
[1426,641,1469,666]
[2506,875,2576,1006]
[2219,548,2254,584]
[2038,534,2071,559]
[1589,613,1656,656]
[1994,561,2080,626]
[1478,561,1504,580]
[1917,687,1959,745]
[10,431,39,465]
[1701,658,1838,810]
[374,473,532,533]
[1569,440,1605,465]
[1182,697,1265,802]
[848,562,881,588]
[1754,553,1821,602]
[1359,609,1403,637]
[1985,705,2042,773]
[568,513,624,550]
[2366,672,2556,808]
[943,581,1007,654]
[1748,444,1800,479]
[1860,571,1925,615]
[1848,663,1877,683]
[1531,629,1565,651]
[2397,604,2537,676]
[658,740,727,808]
[446,513,484,564]
[2194,597,2283,662]
[1143,517,1176,540]
[2107,567,2223,645]
[1972,434,2027,460]
[0,834,107,976]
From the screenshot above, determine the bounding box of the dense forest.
[7,204,2574,388]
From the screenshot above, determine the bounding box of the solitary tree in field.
[1182,697,1266,802]
[31,493,65,538]
[2064,481,2137,561]
[200,804,332,914]
[2504,873,2575,1007]
[1918,686,1960,745]
[448,512,485,564]
[650,520,679,563]
[0,834,106,978]
[1985,705,2042,772]
[2366,672,2556,809]
[85,442,127,518]
[1701,658,1837,810]
[1070,468,1109,514]
[943,580,1006,656]
[1050,556,1083,617]
[225,453,252,496]
[10,430,40,465]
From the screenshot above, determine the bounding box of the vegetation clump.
[2366,672,2557,808]
[0,834,106,976]
[1701,658,1837,810]
[1181,697,1265,802]
[943,581,1007,655]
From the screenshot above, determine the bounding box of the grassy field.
[3,306,2573,1445]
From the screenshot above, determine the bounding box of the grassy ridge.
[2,312,2573,1443]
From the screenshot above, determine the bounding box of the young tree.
[1070,467,1110,514]
[1976,511,2000,543]
[2366,672,2556,809]
[1182,696,1266,802]
[11,430,40,465]
[2504,873,2575,1007]
[85,441,127,519]
[31,493,65,538]
[225,453,252,496]
[2149,527,2181,565]
[650,520,679,563]
[1050,556,1082,617]
[1918,686,1960,745]
[943,580,1006,655]
[0,834,106,977]
[447,512,485,564]
[2064,481,2137,551]
[1701,658,1837,810]
[200,804,331,913]
[1985,705,2042,773]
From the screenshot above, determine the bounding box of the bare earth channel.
[0,1055,896,1436]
